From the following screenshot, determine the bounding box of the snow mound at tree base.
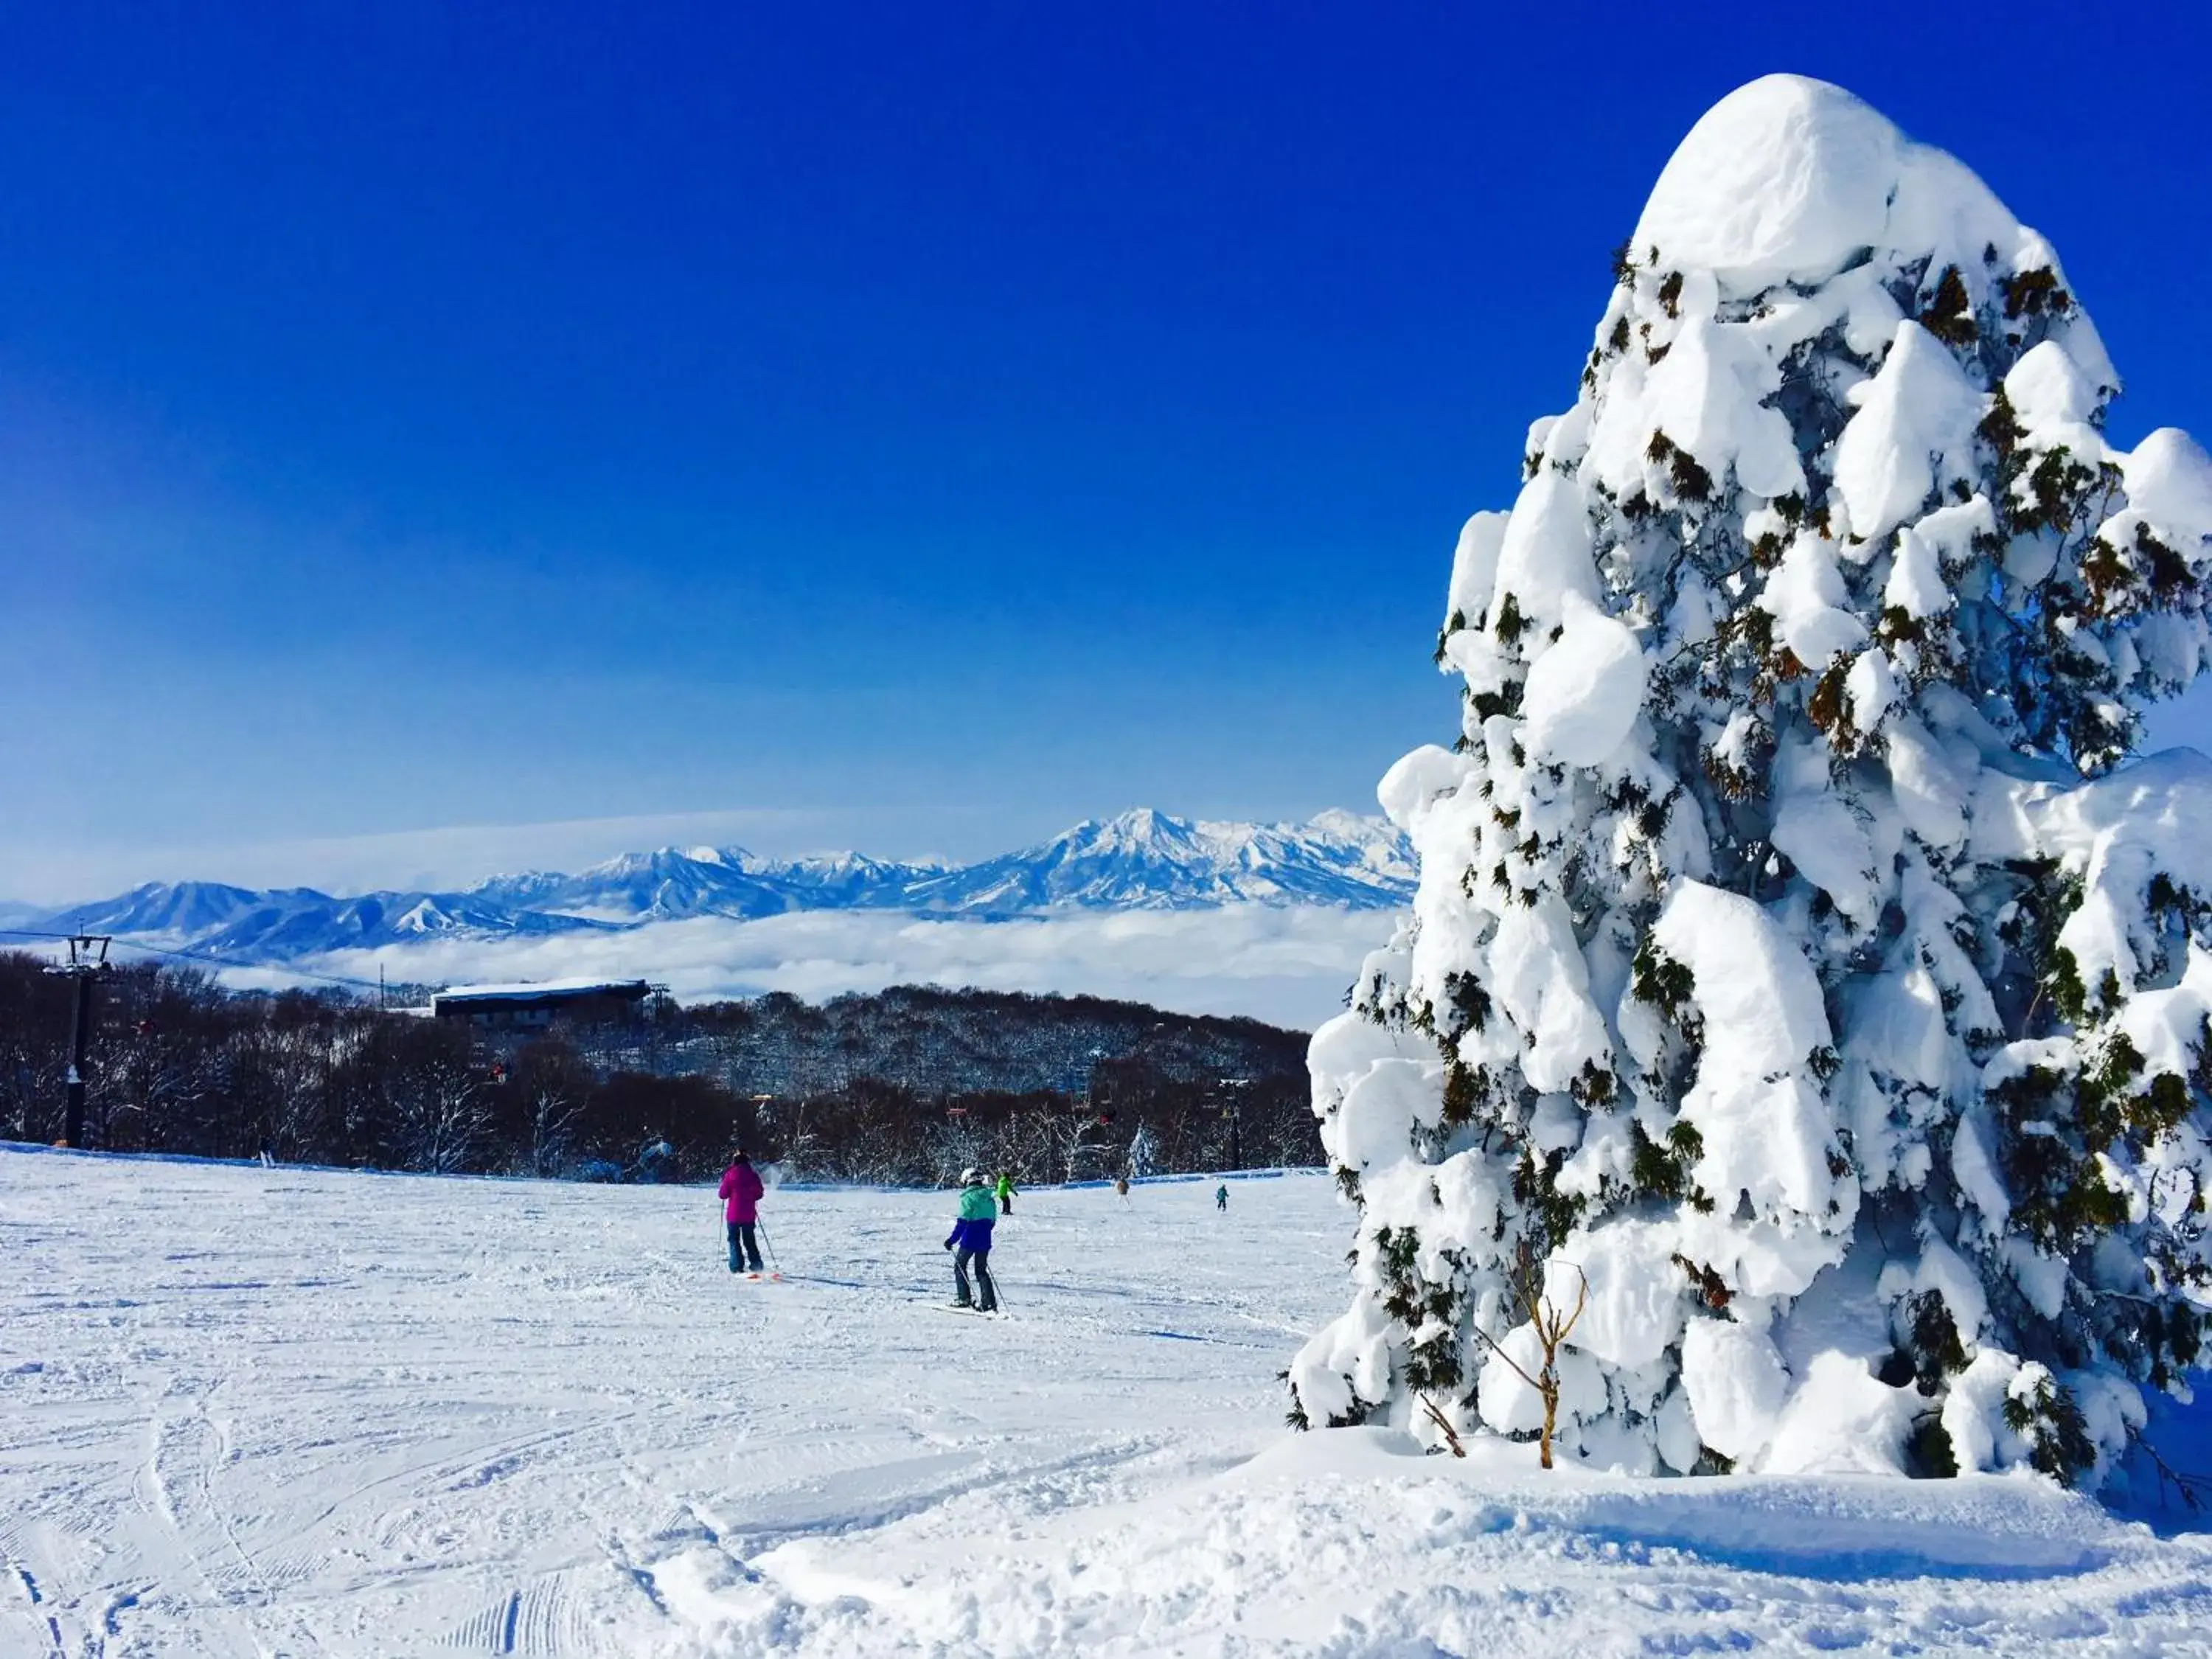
[667,1429,2212,1656]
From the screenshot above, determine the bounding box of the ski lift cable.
[0,928,388,995]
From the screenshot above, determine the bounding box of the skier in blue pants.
[943,1168,999,1311]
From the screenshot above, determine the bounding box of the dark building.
[430,978,657,1029]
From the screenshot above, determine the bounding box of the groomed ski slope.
[3,1149,2209,1657]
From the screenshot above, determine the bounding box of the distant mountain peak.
[24,807,1413,964]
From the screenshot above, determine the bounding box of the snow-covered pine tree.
[1289,74,2212,1486]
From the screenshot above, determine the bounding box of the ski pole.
[757,1219,782,1273]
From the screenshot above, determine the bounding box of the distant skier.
[1115,1175,1131,1205]
[943,1167,999,1312]
[1216,1183,1228,1213]
[995,1171,1017,1215]
[719,1149,766,1275]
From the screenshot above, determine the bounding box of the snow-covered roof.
[432,977,655,1004]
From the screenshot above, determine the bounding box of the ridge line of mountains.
[14,807,1414,964]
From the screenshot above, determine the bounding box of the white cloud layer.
[306,904,1391,1029]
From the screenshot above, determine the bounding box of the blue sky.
[5,3,2210,899]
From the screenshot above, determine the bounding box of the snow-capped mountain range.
[20,809,1413,963]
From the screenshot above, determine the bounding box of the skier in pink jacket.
[719,1150,766,1274]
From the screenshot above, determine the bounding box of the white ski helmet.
[959,1167,981,1186]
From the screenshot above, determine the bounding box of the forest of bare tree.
[0,954,1321,1185]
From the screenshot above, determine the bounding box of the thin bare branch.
[1552,1266,1590,1346]
[1418,1394,1467,1457]
[1465,1318,1543,1392]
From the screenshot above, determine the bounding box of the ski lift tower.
[46,935,112,1149]
[1220,1077,1252,1172]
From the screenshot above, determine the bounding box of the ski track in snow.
[2,1150,2209,1657]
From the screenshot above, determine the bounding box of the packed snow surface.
[5,1150,2210,1656]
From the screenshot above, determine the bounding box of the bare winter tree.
[0,953,1317,1182]
[389,1027,493,1175]
[1469,1245,1589,1472]
[922,1114,992,1186]
[758,1096,820,1177]
[511,1038,592,1178]
[243,1021,333,1161]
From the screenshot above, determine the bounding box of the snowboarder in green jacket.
[994,1171,1017,1215]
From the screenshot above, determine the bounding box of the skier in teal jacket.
[943,1168,999,1311]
